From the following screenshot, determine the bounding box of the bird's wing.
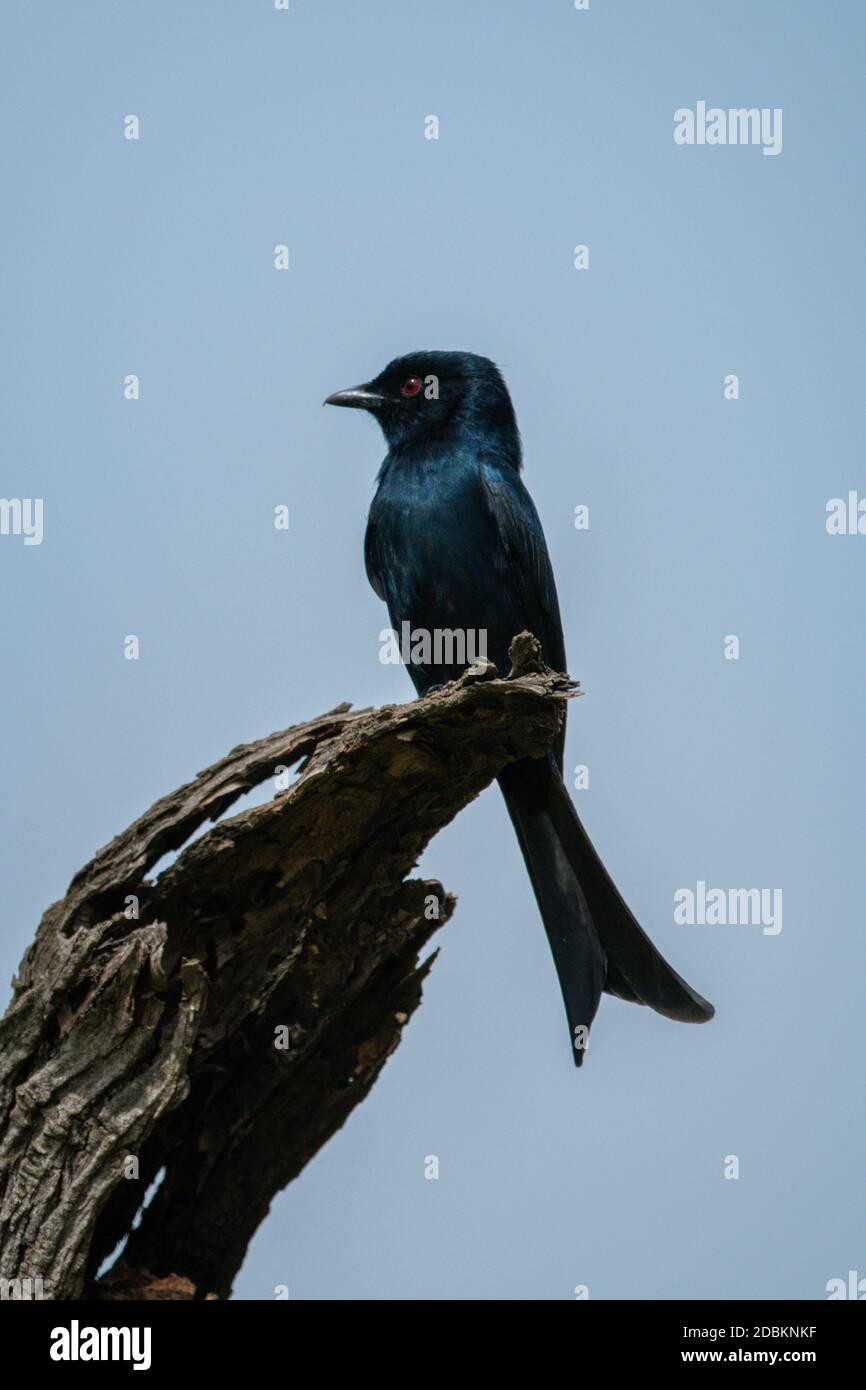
[479,463,568,768]
[363,514,386,600]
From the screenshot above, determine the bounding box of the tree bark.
[0,635,575,1300]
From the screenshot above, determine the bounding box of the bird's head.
[324,350,520,456]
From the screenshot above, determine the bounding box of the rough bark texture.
[0,635,575,1300]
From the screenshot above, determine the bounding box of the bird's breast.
[368,456,525,681]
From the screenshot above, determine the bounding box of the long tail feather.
[498,754,714,1065]
[499,760,605,1066]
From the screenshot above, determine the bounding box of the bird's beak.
[323,385,385,411]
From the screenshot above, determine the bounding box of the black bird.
[326,351,714,1064]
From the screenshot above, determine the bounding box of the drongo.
[326,351,714,1065]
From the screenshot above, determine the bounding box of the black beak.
[323,385,386,411]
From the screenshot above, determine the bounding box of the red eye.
[401,376,422,397]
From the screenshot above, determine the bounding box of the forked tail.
[498,754,714,1066]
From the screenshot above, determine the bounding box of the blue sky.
[1,1,863,1298]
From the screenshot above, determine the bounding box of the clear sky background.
[1,1,863,1300]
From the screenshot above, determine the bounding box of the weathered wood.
[0,636,576,1300]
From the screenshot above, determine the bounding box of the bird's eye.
[401,377,422,397]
